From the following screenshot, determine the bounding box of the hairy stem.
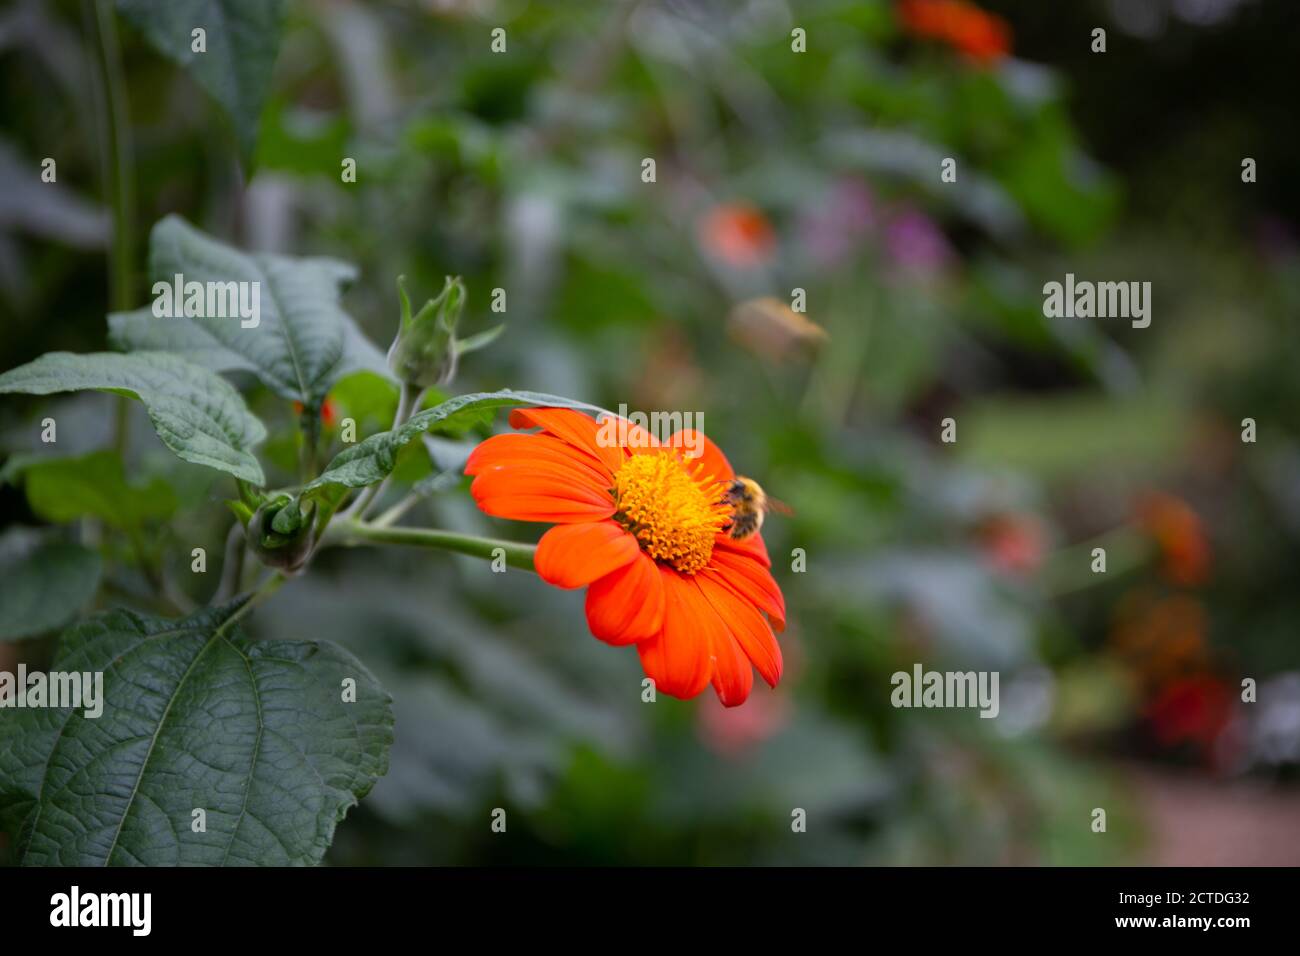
[215,521,246,603]
[324,520,537,572]
[343,382,421,520]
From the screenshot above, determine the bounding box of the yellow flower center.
[613,452,730,574]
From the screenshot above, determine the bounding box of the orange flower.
[292,397,339,428]
[1137,492,1211,587]
[1109,591,1210,692]
[465,408,785,706]
[897,0,1011,64]
[698,203,776,269]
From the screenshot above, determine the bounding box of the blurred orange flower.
[1110,591,1210,691]
[1137,492,1211,587]
[698,203,776,269]
[466,408,786,706]
[897,0,1012,64]
[1108,591,1234,764]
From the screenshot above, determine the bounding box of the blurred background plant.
[1,0,1298,865]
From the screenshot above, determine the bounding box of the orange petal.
[636,568,713,699]
[677,573,753,706]
[535,521,640,589]
[699,569,782,687]
[508,407,625,476]
[708,549,786,631]
[466,432,613,485]
[715,531,771,567]
[708,611,754,708]
[596,414,660,455]
[584,552,665,645]
[474,494,617,523]
[469,460,613,498]
[667,429,733,481]
[472,464,616,522]
[471,468,611,506]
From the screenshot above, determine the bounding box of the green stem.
[87,0,134,311]
[299,411,320,483]
[221,573,288,631]
[343,382,421,520]
[85,0,136,452]
[215,520,246,603]
[324,520,537,572]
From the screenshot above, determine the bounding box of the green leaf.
[108,216,392,407]
[304,389,608,496]
[0,539,102,642]
[455,323,506,356]
[0,601,393,865]
[328,370,399,437]
[254,99,352,177]
[0,351,266,485]
[115,0,288,166]
[5,451,176,529]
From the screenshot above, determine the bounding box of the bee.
[722,476,792,540]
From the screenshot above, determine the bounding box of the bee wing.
[765,495,794,516]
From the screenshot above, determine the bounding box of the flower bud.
[246,495,317,574]
[387,276,467,388]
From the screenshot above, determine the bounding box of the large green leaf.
[0,601,393,865]
[0,538,102,642]
[4,450,176,529]
[0,351,266,484]
[115,0,288,165]
[304,389,608,496]
[108,216,391,407]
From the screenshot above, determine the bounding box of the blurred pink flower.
[697,684,791,757]
[978,513,1047,576]
[884,207,954,275]
[800,178,878,268]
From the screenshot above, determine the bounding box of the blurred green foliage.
[2,0,1298,865]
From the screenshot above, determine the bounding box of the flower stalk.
[323,519,537,571]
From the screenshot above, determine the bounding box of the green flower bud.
[387,276,467,388]
[246,495,317,574]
